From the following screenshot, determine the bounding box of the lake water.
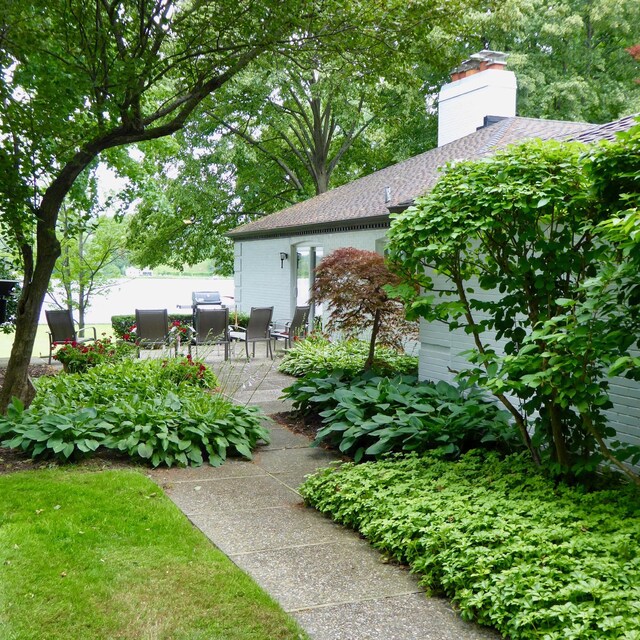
[41,277,235,324]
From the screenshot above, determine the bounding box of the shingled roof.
[227,115,629,240]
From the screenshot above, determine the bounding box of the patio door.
[295,246,323,327]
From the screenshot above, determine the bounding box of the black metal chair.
[229,306,274,359]
[191,307,230,359]
[45,309,96,364]
[271,305,310,350]
[134,309,169,356]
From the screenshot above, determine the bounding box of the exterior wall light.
[279,252,288,268]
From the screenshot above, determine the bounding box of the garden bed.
[301,451,640,639]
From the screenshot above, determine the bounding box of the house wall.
[233,227,389,321]
[418,274,640,455]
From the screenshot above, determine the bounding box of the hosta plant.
[279,334,417,378]
[0,359,268,466]
[283,371,517,461]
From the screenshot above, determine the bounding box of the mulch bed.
[272,411,323,441]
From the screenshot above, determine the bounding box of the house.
[229,51,597,320]
[228,50,639,451]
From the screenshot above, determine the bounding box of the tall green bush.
[388,126,640,484]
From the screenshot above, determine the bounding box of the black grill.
[192,291,222,307]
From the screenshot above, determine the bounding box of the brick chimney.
[437,50,517,147]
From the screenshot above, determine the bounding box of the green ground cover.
[0,469,307,640]
[0,324,113,359]
[278,335,418,378]
[301,451,640,640]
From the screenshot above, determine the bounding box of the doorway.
[295,246,323,326]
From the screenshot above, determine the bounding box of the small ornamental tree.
[310,247,417,370]
[388,131,640,485]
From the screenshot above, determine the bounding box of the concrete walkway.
[149,355,500,640]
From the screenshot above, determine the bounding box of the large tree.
[468,0,640,122]
[123,5,473,273]
[0,0,366,408]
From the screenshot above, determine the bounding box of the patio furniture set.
[46,294,310,363]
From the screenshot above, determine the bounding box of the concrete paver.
[229,539,423,611]
[293,593,499,640]
[150,353,501,640]
[189,504,349,555]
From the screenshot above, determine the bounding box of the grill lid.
[192,291,222,305]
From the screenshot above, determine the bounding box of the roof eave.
[227,214,391,241]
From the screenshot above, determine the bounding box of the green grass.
[0,469,307,640]
[0,325,113,359]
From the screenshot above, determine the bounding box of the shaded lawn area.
[0,469,307,640]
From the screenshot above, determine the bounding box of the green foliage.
[283,371,517,461]
[0,470,309,639]
[470,0,640,123]
[53,336,136,373]
[0,257,20,334]
[300,451,640,639]
[0,359,268,466]
[389,130,640,483]
[278,335,418,378]
[112,312,249,340]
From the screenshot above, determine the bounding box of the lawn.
[0,324,114,360]
[0,469,307,640]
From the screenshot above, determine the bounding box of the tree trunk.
[547,398,571,468]
[78,231,86,330]
[315,168,330,195]
[364,308,381,371]
[0,235,60,410]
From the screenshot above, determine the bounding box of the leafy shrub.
[112,311,250,340]
[300,451,640,640]
[283,371,517,461]
[53,336,137,373]
[111,313,191,339]
[158,354,218,388]
[0,359,268,466]
[278,335,417,378]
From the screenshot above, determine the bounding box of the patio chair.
[229,306,273,359]
[271,305,310,350]
[45,309,97,364]
[191,307,230,360]
[134,309,169,356]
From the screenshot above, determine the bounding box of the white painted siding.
[419,276,640,457]
[233,228,388,321]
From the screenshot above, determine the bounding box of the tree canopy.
[470,0,640,122]
[0,0,380,407]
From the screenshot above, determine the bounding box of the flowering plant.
[160,354,217,388]
[122,324,137,343]
[53,336,137,373]
[168,320,194,353]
